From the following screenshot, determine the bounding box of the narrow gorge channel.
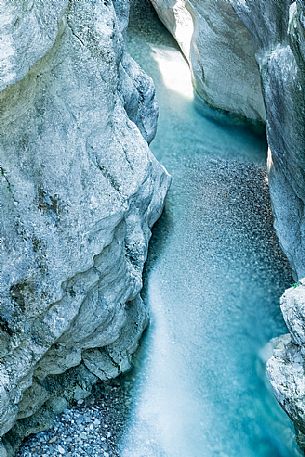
[9,2,304,457]
[119,4,302,457]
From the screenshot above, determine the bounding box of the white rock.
[150,0,266,121]
[58,445,65,455]
[0,0,170,452]
[267,282,305,447]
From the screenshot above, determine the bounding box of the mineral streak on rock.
[0,0,170,454]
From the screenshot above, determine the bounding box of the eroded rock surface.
[0,0,170,454]
[150,0,266,122]
[230,0,305,278]
[267,282,305,448]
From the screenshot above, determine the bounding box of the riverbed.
[119,3,300,457]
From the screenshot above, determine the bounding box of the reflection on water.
[119,3,301,457]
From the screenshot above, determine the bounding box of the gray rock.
[230,0,305,279]
[0,0,170,452]
[267,281,305,447]
[267,333,305,443]
[150,0,266,122]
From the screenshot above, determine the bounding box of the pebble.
[17,377,133,457]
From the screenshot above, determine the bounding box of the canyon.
[0,0,304,455]
[150,0,305,450]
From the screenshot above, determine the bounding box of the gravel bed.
[17,376,134,457]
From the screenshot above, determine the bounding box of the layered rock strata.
[0,0,170,454]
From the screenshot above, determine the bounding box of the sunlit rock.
[150,0,266,121]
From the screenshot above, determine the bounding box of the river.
[119,3,301,457]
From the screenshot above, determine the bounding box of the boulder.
[0,0,170,452]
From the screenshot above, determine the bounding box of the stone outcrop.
[0,0,170,454]
[150,0,266,122]
[151,0,305,447]
[267,281,305,448]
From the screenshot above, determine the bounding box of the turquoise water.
[120,4,301,457]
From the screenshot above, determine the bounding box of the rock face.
[0,0,170,454]
[230,0,305,278]
[150,0,266,122]
[151,0,305,447]
[267,282,305,447]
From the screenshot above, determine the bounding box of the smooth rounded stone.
[57,446,65,455]
[0,0,170,453]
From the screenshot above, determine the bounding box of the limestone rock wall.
[231,0,305,278]
[0,0,170,453]
[150,0,266,122]
[267,281,305,448]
